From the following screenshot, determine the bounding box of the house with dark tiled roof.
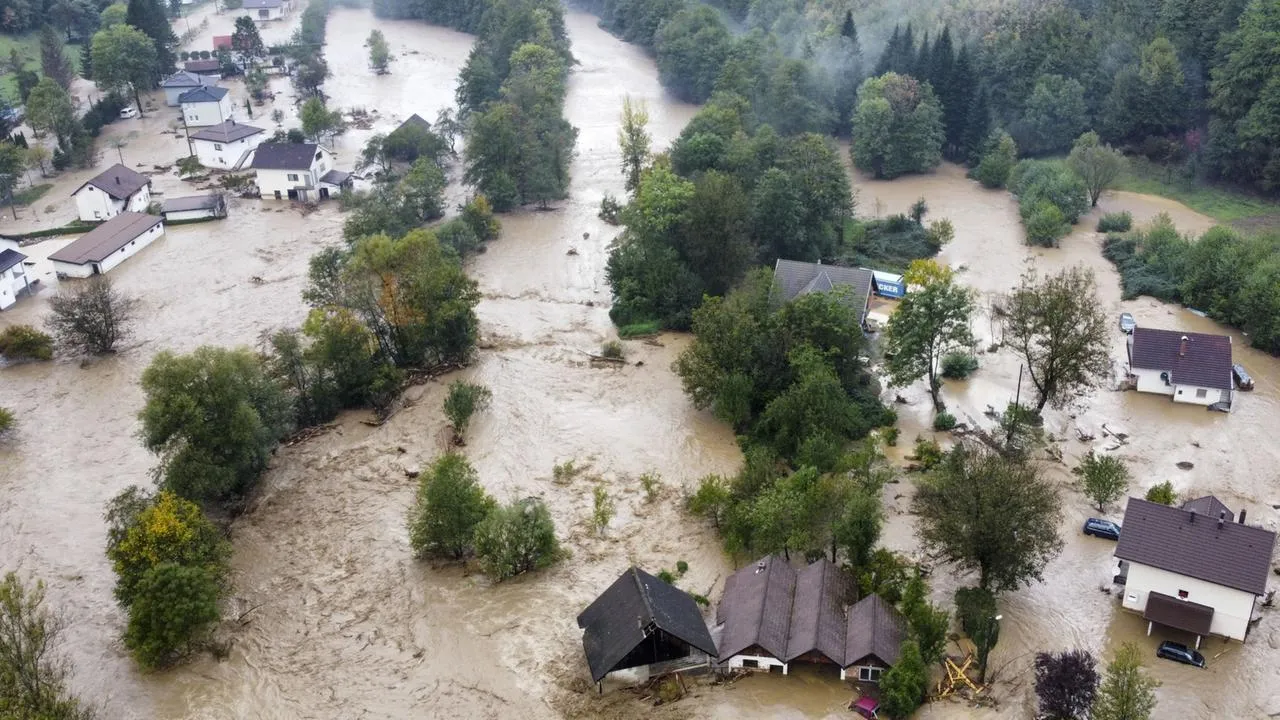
[577,567,717,689]
[1115,496,1276,645]
[50,212,164,278]
[189,120,265,168]
[247,143,348,202]
[715,556,907,681]
[0,236,32,310]
[1127,327,1233,407]
[180,85,234,127]
[71,164,152,222]
[160,70,215,106]
[772,259,874,327]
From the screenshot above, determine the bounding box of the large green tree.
[1092,643,1159,720]
[653,4,731,103]
[91,24,158,115]
[913,445,1064,593]
[851,72,945,179]
[0,573,97,719]
[1207,0,1280,193]
[883,261,974,412]
[1067,132,1126,207]
[617,94,650,195]
[408,453,495,560]
[39,24,75,91]
[24,77,76,139]
[230,15,266,67]
[105,488,229,607]
[1019,74,1088,156]
[125,0,176,77]
[123,563,221,669]
[1102,37,1188,144]
[473,498,561,581]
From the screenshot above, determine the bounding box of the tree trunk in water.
[134,87,145,117]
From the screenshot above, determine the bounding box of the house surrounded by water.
[50,212,164,278]
[772,259,874,328]
[1114,496,1275,645]
[1127,327,1233,407]
[248,143,349,202]
[189,120,265,168]
[0,236,32,310]
[71,164,152,222]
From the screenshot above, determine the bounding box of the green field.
[1112,157,1280,226]
[0,32,84,100]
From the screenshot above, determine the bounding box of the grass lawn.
[0,32,84,100]
[1112,158,1280,226]
[12,182,51,206]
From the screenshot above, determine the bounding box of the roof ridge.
[631,566,656,623]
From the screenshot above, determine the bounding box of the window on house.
[859,667,882,682]
[214,143,223,150]
[741,659,758,669]
[1195,388,1207,399]
[1178,590,1189,599]
[94,211,101,218]
[288,173,299,181]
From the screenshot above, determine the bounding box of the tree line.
[371,0,578,212]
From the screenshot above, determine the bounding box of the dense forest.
[572,0,1280,196]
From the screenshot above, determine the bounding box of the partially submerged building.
[50,212,164,278]
[248,143,348,201]
[1115,496,1275,645]
[1127,327,1233,407]
[772,259,874,327]
[71,164,152,222]
[577,567,717,690]
[0,236,32,310]
[161,194,226,222]
[189,120,265,169]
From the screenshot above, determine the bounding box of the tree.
[955,585,1000,680]
[973,128,1018,189]
[123,563,221,669]
[292,57,330,98]
[400,156,446,221]
[442,380,491,444]
[879,640,928,718]
[653,5,732,103]
[45,276,138,355]
[104,488,229,607]
[125,0,176,77]
[1021,74,1088,155]
[139,346,293,504]
[617,95,650,195]
[299,97,342,142]
[1035,649,1099,720]
[900,572,949,664]
[852,72,945,179]
[1093,643,1159,720]
[473,498,561,581]
[1145,481,1177,505]
[407,453,495,560]
[100,2,127,28]
[26,144,51,176]
[25,77,76,139]
[1102,37,1187,144]
[91,24,158,115]
[230,15,265,67]
[0,324,54,360]
[913,445,1064,593]
[1068,132,1126,206]
[1078,452,1130,512]
[833,486,882,569]
[366,28,391,74]
[0,573,97,719]
[884,260,974,411]
[1207,0,1280,193]
[0,407,13,435]
[1004,267,1112,411]
[39,24,75,91]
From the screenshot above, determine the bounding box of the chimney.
[755,561,765,574]
[1218,510,1226,530]
[1240,508,1247,524]
[1180,335,1189,357]
[1189,509,1196,523]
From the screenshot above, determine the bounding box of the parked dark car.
[1157,641,1205,668]
[1083,518,1121,540]
[1119,312,1136,334]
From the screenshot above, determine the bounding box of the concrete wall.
[53,222,165,278]
[193,133,263,168]
[1133,368,1175,396]
[1120,562,1256,641]
[724,653,787,674]
[75,186,124,222]
[183,96,234,127]
[0,262,27,309]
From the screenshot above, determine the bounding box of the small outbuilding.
[49,212,164,278]
[161,194,226,221]
[242,0,285,21]
[71,164,152,222]
[184,59,224,77]
[0,237,32,310]
[577,567,717,690]
[773,259,875,327]
[1127,327,1233,407]
[180,86,234,128]
[160,70,214,106]
[189,120,265,169]
[1114,496,1276,645]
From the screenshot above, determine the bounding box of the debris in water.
[895,394,909,404]
[566,247,578,255]
[1176,461,1194,470]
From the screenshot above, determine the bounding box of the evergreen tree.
[39,25,75,90]
[875,25,900,76]
[945,45,976,159]
[126,0,177,80]
[79,40,92,80]
[841,10,857,46]
[915,31,930,79]
[961,86,993,162]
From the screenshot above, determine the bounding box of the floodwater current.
[1,6,1278,719]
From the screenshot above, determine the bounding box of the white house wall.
[164,208,216,221]
[74,187,124,222]
[1120,562,1256,641]
[1171,384,1227,406]
[0,265,26,309]
[724,654,788,674]
[1132,368,1175,396]
[126,186,151,213]
[53,222,165,278]
[183,96,234,127]
[193,134,264,168]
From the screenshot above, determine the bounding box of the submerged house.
[49,212,164,278]
[160,70,214,106]
[577,567,718,690]
[0,236,32,310]
[716,556,906,681]
[71,164,152,222]
[1127,327,1233,407]
[1114,496,1275,645]
[772,259,874,327]
[248,143,348,201]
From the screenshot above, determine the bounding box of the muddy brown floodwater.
[2,6,1279,719]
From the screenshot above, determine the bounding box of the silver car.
[1119,312,1136,333]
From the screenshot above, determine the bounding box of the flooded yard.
[0,5,1278,719]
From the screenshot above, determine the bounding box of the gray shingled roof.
[179,86,229,103]
[49,212,162,265]
[319,169,350,186]
[576,567,716,683]
[717,555,796,661]
[785,558,849,664]
[250,143,321,170]
[1116,497,1275,595]
[184,59,222,73]
[844,594,906,669]
[160,70,204,88]
[242,0,281,7]
[395,113,432,135]
[1182,496,1234,523]
[162,195,221,213]
[0,247,25,273]
[773,259,873,315]
[190,120,264,143]
[74,164,149,201]
[1130,327,1233,391]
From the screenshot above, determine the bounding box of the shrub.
[972,129,1018,189]
[879,640,928,718]
[599,193,621,224]
[123,563,221,669]
[407,453,495,560]
[657,569,677,584]
[639,471,661,502]
[933,412,957,431]
[1145,480,1177,506]
[675,560,689,575]
[46,276,138,355]
[0,324,54,360]
[552,459,583,484]
[1096,211,1132,233]
[591,485,614,536]
[617,320,661,338]
[941,352,979,379]
[687,474,729,528]
[882,427,900,446]
[912,436,944,469]
[0,573,97,716]
[474,498,562,581]
[443,380,492,444]
[600,340,624,359]
[0,406,13,435]
[1024,201,1069,247]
